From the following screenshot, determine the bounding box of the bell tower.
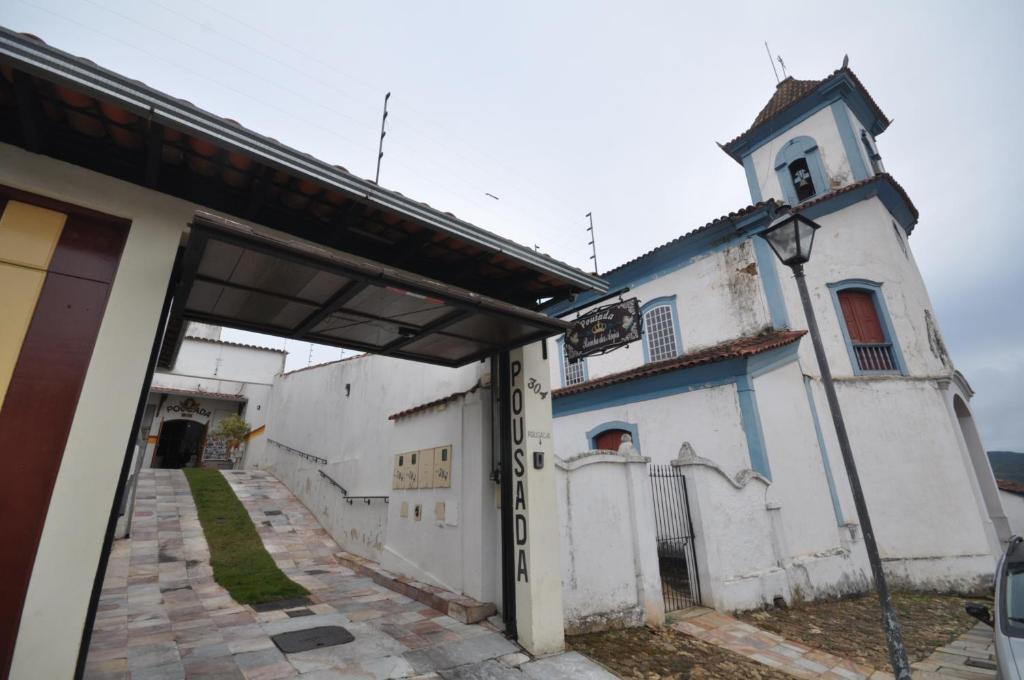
[720,59,890,207]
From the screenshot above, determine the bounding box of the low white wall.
[257,353,501,606]
[557,449,663,633]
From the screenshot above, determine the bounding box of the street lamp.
[761,209,912,680]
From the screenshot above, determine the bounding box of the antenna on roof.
[765,42,780,84]
[374,92,391,184]
[586,212,599,275]
[777,55,788,79]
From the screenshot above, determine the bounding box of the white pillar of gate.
[508,342,565,656]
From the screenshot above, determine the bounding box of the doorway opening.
[650,464,702,611]
[153,420,207,469]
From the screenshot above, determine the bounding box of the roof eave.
[0,27,607,295]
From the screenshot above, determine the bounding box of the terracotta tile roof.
[184,336,286,353]
[149,385,247,401]
[598,172,917,283]
[388,380,485,421]
[752,77,824,128]
[724,67,890,152]
[552,330,806,398]
[799,172,918,222]
[998,479,1024,496]
[600,200,778,278]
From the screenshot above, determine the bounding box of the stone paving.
[910,623,997,679]
[672,607,998,680]
[84,469,616,679]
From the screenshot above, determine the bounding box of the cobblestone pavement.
[84,469,615,679]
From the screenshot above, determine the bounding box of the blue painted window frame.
[774,136,829,206]
[585,420,641,453]
[827,279,908,376]
[640,296,682,363]
[557,336,588,387]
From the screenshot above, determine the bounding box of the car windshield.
[1006,565,1024,632]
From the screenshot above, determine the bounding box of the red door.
[594,429,630,452]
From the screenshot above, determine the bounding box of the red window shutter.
[838,291,886,343]
[595,429,630,451]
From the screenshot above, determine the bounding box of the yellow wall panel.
[0,262,47,412]
[0,201,67,270]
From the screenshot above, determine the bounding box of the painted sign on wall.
[565,298,642,362]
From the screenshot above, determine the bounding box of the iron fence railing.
[267,438,327,465]
[317,470,388,504]
[650,464,701,611]
[853,342,897,372]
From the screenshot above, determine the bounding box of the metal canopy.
[158,213,572,369]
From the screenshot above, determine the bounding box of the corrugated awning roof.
[0,28,606,314]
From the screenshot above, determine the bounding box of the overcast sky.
[3,1,1021,451]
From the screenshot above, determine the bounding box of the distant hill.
[988,451,1024,485]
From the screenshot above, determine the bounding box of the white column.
[508,342,565,656]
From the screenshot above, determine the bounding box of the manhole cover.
[271,626,354,653]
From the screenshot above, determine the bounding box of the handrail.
[268,438,327,465]
[317,470,388,504]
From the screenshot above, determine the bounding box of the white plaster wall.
[753,362,844,557]
[259,354,500,604]
[1000,491,1024,537]
[746,105,856,203]
[557,453,663,633]
[783,197,951,379]
[553,384,752,473]
[171,337,285,385]
[833,378,993,581]
[548,239,772,388]
[2,144,189,680]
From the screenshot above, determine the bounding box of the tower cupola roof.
[720,63,890,164]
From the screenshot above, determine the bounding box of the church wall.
[546,238,773,389]
[746,105,857,203]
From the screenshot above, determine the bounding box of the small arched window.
[641,297,680,363]
[594,428,631,452]
[774,136,829,205]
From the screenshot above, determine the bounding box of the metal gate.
[650,464,701,610]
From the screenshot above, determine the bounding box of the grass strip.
[184,468,308,604]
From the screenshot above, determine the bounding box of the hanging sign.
[565,297,642,362]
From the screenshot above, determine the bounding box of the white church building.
[544,64,1008,611]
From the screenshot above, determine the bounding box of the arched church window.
[861,130,884,174]
[593,428,631,452]
[641,296,681,363]
[774,136,829,206]
[788,158,816,201]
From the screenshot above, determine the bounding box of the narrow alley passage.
[84,469,613,679]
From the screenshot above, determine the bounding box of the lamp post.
[760,209,912,680]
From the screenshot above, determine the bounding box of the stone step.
[334,550,496,624]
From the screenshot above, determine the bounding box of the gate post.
[507,342,565,655]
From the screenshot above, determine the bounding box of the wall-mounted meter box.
[393,453,405,490]
[407,451,420,489]
[433,445,452,488]
[417,448,435,489]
